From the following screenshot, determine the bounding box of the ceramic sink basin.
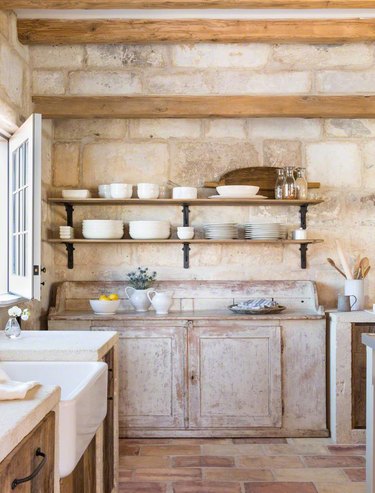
[1,361,108,478]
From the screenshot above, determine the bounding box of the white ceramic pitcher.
[125,287,152,312]
[147,290,174,315]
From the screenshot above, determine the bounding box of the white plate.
[208,195,268,199]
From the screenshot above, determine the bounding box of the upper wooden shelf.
[19,18,375,45]
[48,198,323,206]
[34,96,375,119]
[6,0,375,8]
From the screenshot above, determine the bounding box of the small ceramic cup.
[110,183,133,199]
[98,184,111,198]
[137,183,160,199]
[292,228,307,240]
[177,226,195,240]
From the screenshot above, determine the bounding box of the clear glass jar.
[274,168,285,200]
[295,167,308,199]
[5,316,21,339]
[282,166,297,200]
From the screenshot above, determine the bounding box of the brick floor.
[119,438,366,493]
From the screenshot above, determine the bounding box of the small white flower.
[21,309,30,321]
[8,306,22,317]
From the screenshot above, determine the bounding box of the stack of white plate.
[82,220,124,239]
[245,223,283,240]
[204,223,238,239]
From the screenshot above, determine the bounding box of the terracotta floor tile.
[120,456,170,468]
[263,444,329,456]
[203,467,273,481]
[201,444,265,456]
[133,468,202,481]
[119,482,167,493]
[232,438,287,444]
[172,481,241,493]
[120,443,141,456]
[303,455,365,468]
[238,455,304,468]
[124,438,231,445]
[244,482,318,493]
[140,445,201,456]
[314,482,366,493]
[273,467,348,482]
[343,468,366,482]
[172,456,235,468]
[327,444,366,455]
[288,438,333,445]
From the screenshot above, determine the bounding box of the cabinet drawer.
[0,412,55,493]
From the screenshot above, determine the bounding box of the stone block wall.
[29,42,375,308]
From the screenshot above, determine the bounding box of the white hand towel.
[0,368,39,401]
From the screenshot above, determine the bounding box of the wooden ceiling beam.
[33,95,375,119]
[18,18,375,44]
[6,0,375,8]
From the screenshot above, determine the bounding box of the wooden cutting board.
[204,167,320,198]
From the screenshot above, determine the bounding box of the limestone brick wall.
[29,42,375,308]
[0,12,53,328]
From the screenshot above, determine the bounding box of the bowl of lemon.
[90,293,120,315]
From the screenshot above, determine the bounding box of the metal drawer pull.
[11,448,47,490]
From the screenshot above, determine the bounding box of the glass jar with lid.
[274,168,285,200]
[295,167,308,199]
[282,167,297,199]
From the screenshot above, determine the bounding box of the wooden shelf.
[48,198,323,206]
[48,239,323,245]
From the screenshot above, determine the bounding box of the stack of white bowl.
[245,223,285,240]
[204,223,238,240]
[82,220,124,239]
[212,185,266,199]
[129,221,170,240]
[59,226,74,240]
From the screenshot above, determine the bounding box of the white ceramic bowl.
[110,183,133,199]
[89,299,121,314]
[98,185,111,198]
[137,183,160,199]
[173,187,198,200]
[82,220,123,227]
[129,221,170,240]
[62,189,91,199]
[177,227,195,240]
[216,185,260,197]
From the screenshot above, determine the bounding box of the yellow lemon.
[99,295,109,301]
[108,293,119,301]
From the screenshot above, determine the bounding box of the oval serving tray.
[228,305,286,315]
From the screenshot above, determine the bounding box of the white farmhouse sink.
[1,361,108,478]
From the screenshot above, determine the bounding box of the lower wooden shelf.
[47,238,323,269]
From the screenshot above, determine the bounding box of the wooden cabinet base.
[60,437,96,493]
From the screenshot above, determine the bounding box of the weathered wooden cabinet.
[49,280,327,438]
[0,412,55,493]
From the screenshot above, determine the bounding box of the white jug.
[147,290,174,315]
[125,287,152,312]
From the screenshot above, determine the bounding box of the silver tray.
[228,304,286,315]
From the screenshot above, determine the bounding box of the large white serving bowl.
[82,220,123,227]
[0,361,108,479]
[62,189,91,199]
[216,185,260,197]
[82,219,124,239]
[129,220,170,239]
[89,299,121,314]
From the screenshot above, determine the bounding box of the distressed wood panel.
[60,437,96,493]
[188,322,282,428]
[33,96,375,119]
[6,0,375,8]
[96,325,186,432]
[0,412,55,493]
[19,18,375,44]
[352,323,375,429]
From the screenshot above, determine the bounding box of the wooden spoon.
[327,258,347,278]
[359,257,370,279]
[363,265,371,279]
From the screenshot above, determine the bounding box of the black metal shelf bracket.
[183,243,191,269]
[299,204,308,230]
[64,203,74,227]
[299,243,308,269]
[65,243,75,269]
[182,204,190,227]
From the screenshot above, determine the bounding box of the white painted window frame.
[0,114,41,303]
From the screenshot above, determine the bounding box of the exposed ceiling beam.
[18,18,375,44]
[6,0,375,8]
[33,95,375,119]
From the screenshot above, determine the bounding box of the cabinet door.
[96,324,186,432]
[188,322,282,429]
[0,412,55,493]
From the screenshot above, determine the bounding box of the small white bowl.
[89,299,121,314]
[177,227,195,240]
[216,185,259,197]
[110,183,133,199]
[62,189,91,199]
[137,183,160,199]
[173,187,197,200]
[98,184,111,198]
